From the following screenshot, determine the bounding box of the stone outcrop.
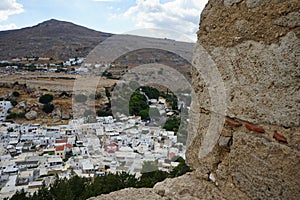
[88,188,164,200]
[25,110,38,120]
[90,0,300,199]
[61,110,71,120]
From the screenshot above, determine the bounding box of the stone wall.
[187,0,300,199]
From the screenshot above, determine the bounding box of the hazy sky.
[0,0,208,41]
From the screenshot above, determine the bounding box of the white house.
[0,101,12,121]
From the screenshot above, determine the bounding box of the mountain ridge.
[0,19,113,60]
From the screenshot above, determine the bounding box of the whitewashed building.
[0,101,12,121]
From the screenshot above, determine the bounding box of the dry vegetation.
[0,72,117,125]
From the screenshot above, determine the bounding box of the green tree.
[129,92,149,117]
[68,176,89,199]
[6,112,17,119]
[171,98,178,110]
[105,88,111,98]
[31,183,52,200]
[163,117,180,132]
[42,103,54,113]
[118,171,138,188]
[97,109,112,117]
[9,99,18,106]
[168,157,191,178]
[139,109,150,120]
[50,178,74,200]
[95,93,102,99]
[140,86,160,100]
[9,159,191,200]
[12,91,20,97]
[39,94,54,104]
[17,112,25,118]
[138,170,168,188]
[10,189,29,200]
[6,112,25,119]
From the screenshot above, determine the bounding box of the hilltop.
[0,19,113,60]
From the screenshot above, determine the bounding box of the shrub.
[96,109,112,117]
[6,112,25,119]
[163,117,180,132]
[129,92,148,116]
[140,86,160,100]
[12,91,20,97]
[6,112,17,119]
[6,99,17,107]
[43,103,54,113]
[39,94,54,104]
[105,88,111,98]
[95,94,102,99]
[17,112,25,118]
[139,109,150,120]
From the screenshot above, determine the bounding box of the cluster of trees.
[12,91,20,98]
[96,109,112,117]
[163,117,180,132]
[140,86,160,100]
[10,158,191,200]
[6,112,25,119]
[129,91,149,120]
[160,92,178,110]
[128,87,181,131]
[128,86,163,120]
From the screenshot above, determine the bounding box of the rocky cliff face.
[90,0,300,199]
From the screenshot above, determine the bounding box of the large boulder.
[25,110,38,120]
[61,110,71,120]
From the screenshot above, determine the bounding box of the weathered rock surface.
[206,32,299,127]
[274,11,300,28]
[61,110,71,120]
[16,101,26,109]
[153,172,249,200]
[229,132,300,199]
[90,0,300,199]
[187,0,300,199]
[25,110,38,120]
[88,188,164,200]
[51,108,62,118]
